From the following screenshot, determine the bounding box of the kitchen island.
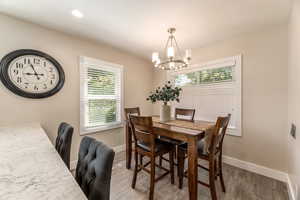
[0,123,87,200]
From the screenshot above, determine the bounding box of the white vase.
[160,104,171,122]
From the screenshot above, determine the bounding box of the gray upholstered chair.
[55,122,73,169]
[75,136,115,200]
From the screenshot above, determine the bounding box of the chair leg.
[149,156,156,200]
[219,154,226,192]
[174,145,177,159]
[131,151,138,189]
[215,159,218,180]
[178,148,185,189]
[139,155,143,166]
[169,151,175,184]
[177,150,180,177]
[209,160,218,200]
[159,155,163,167]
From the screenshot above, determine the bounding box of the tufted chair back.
[55,122,73,169]
[75,137,115,200]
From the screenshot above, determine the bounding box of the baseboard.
[222,155,287,183]
[287,174,296,200]
[223,155,296,200]
[70,144,126,171]
[70,145,293,198]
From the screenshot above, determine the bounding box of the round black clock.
[0,49,65,98]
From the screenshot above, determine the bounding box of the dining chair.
[124,107,140,169]
[175,108,196,121]
[75,136,115,200]
[55,122,73,169]
[159,108,196,167]
[124,107,141,120]
[129,115,176,200]
[177,114,231,200]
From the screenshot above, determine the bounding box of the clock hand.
[30,64,40,80]
[24,72,44,76]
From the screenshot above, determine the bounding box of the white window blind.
[168,55,242,136]
[80,56,124,134]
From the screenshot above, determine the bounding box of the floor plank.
[110,152,289,200]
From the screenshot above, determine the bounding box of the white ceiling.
[0,0,291,60]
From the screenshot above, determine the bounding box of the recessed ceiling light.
[71,9,83,18]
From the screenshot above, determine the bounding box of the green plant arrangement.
[147,81,182,105]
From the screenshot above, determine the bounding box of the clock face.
[8,55,59,93]
[0,49,65,98]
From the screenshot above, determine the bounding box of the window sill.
[80,123,124,135]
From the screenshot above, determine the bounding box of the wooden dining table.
[125,115,215,200]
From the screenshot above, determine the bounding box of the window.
[168,55,242,136]
[175,66,233,86]
[80,56,124,134]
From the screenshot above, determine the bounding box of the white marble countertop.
[0,123,87,200]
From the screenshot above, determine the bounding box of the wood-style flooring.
[110,151,289,200]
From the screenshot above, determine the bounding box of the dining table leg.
[125,123,132,169]
[187,137,198,200]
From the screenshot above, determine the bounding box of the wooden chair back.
[208,114,231,156]
[129,115,156,153]
[124,107,140,120]
[175,108,196,122]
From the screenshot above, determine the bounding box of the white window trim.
[79,56,124,135]
[167,55,242,137]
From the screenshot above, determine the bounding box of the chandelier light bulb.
[167,47,175,58]
[184,57,189,64]
[185,49,192,59]
[169,62,175,69]
[152,52,159,62]
[156,58,160,64]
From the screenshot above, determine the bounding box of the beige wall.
[153,24,288,172]
[288,0,300,198]
[0,14,153,162]
[0,12,290,175]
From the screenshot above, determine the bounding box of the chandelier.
[152,28,191,70]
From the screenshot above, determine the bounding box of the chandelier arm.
[157,59,187,66]
[164,36,171,58]
[156,63,188,70]
[173,37,183,58]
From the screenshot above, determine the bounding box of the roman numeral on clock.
[17,77,22,83]
[34,58,40,64]
[16,63,23,69]
[24,58,31,64]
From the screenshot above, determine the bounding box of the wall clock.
[0,49,65,98]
